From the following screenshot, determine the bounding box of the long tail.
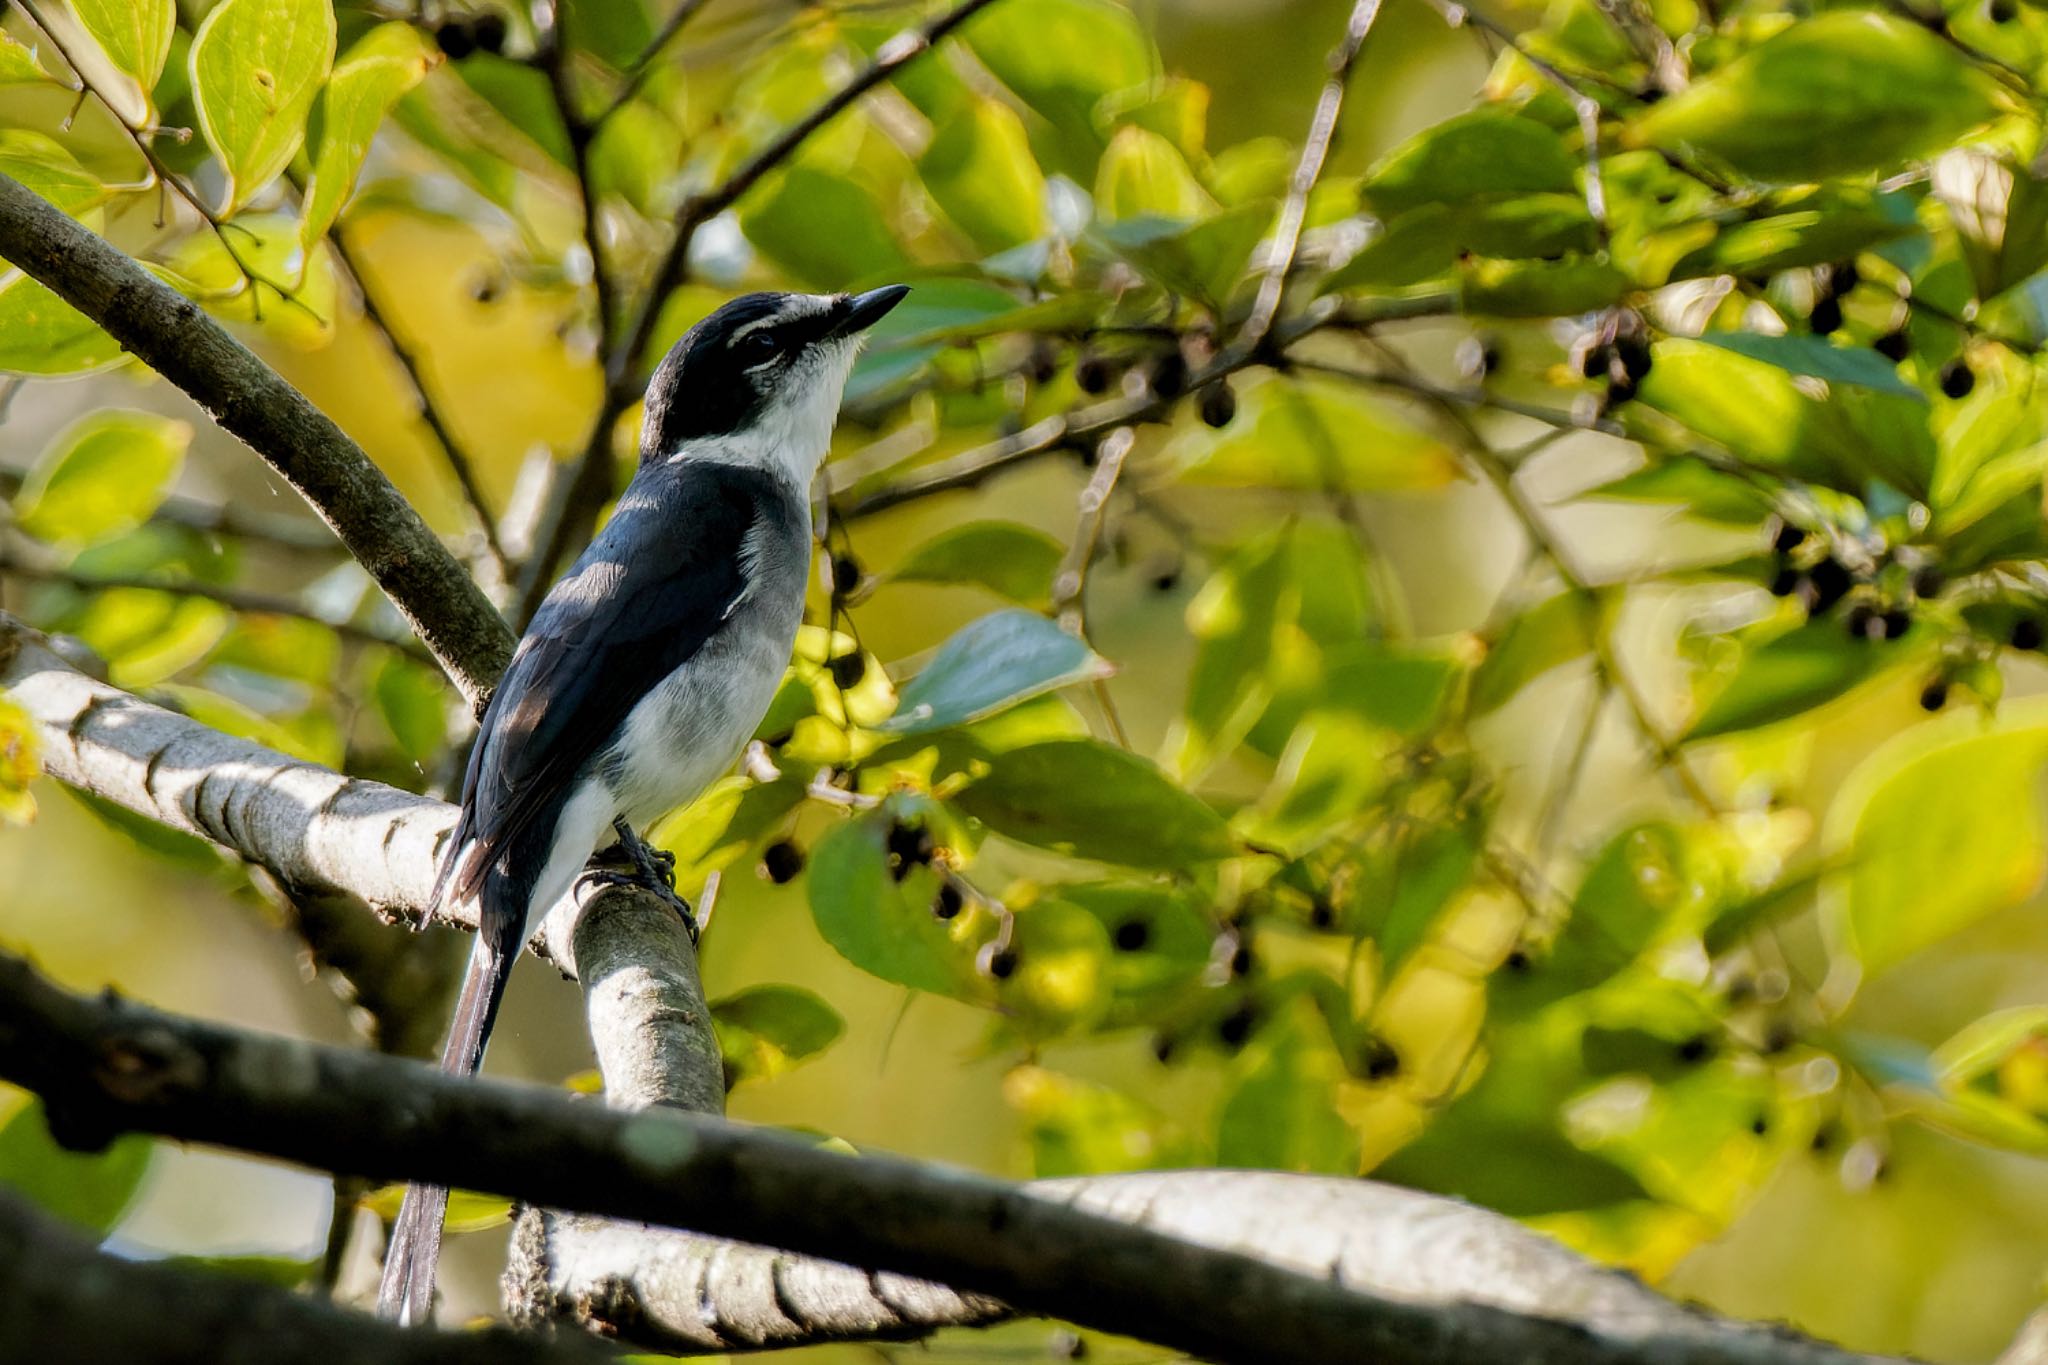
[375,909,519,1324]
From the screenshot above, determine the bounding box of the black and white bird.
[377,284,909,1325]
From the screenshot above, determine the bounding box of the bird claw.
[588,819,699,943]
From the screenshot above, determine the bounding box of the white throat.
[664,333,863,492]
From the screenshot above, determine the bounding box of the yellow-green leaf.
[190,0,337,216]
[300,22,438,247]
[0,33,55,86]
[1165,375,1458,492]
[1094,125,1214,222]
[1625,12,2003,183]
[12,410,191,547]
[71,0,176,94]
[919,98,1046,254]
[1823,698,2048,977]
[0,131,114,222]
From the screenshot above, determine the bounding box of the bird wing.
[444,460,797,908]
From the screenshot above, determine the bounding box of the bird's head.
[640,286,909,480]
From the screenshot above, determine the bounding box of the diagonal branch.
[1234,0,1385,356]
[0,951,1899,1365]
[0,173,514,707]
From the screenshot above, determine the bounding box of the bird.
[376,284,910,1325]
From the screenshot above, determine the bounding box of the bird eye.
[738,331,782,364]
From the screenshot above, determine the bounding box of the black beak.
[833,284,910,337]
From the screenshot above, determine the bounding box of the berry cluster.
[434,9,507,59]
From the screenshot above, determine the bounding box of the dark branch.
[0,172,513,708]
[0,1192,617,1365]
[0,953,1890,1365]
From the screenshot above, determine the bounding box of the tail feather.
[376,914,517,1324]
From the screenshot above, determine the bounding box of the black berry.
[1911,565,1944,599]
[1228,942,1254,977]
[1881,609,1911,640]
[1939,358,1976,399]
[1874,329,1911,362]
[1580,342,1613,381]
[1197,382,1236,428]
[1614,331,1653,383]
[1809,295,1842,336]
[1216,1004,1256,1048]
[1148,350,1188,399]
[1362,1036,1400,1079]
[932,881,963,920]
[1919,680,1949,712]
[471,9,508,52]
[1029,342,1059,385]
[1992,0,2018,20]
[435,18,476,58]
[1769,565,1801,597]
[1503,949,1531,973]
[2014,618,2045,651]
[1112,918,1150,951]
[1804,558,1853,613]
[884,820,934,878]
[983,945,1018,979]
[1827,261,1860,297]
[1150,568,1181,593]
[1074,352,1112,394]
[829,554,863,599]
[1308,899,1335,930]
[1771,520,1807,553]
[1606,375,1637,406]
[760,839,805,884]
[1844,603,1879,640]
[828,651,866,689]
[1677,1035,1713,1063]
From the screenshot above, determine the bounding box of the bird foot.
[583,819,698,942]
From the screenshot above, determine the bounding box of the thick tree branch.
[0,172,513,707]
[0,1192,615,1365]
[0,953,1900,1365]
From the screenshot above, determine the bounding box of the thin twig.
[595,0,716,125]
[1051,427,1136,748]
[1236,0,1386,356]
[322,224,512,576]
[0,549,437,662]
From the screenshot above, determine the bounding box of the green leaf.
[588,99,683,217]
[1237,711,1393,856]
[919,98,1047,253]
[72,0,176,94]
[965,0,1156,174]
[1686,621,1909,742]
[1005,899,1114,1037]
[1459,256,1628,317]
[1624,12,2002,183]
[190,0,336,216]
[712,986,846,1088]
[0,1097,153,1235]
[1362,819,1482,972]
[300,23,439,247]
[1094,125,1214,222]
[1470,592,1593,716]
[877,610,1112,737]
[0,33,55,86]
[0,274,124,377]
[1216,1009,1357,1173]
[453,53,572,165]
[889,522,1062,604]
[1667,196,1914,280]
[1822,697,2048,976]
[1059,882,1212,1024]
[13,411,192,548]
[0,131,114,221]
[739,164,911,291]
[1932,1006,2048,1087]
[1578,459,1775,525]
[1175,531,1293,773]
[955,739,1235,867]
[1166,375,1458,493]
[371,654,448,762]
[1363,108,1578,216]
[807,798,987,998]
[1322,196,1596,292]
[161,1252,322,1287]
[1696,332,1923,401]
[1093,204,1270,308]
[1375,1096,1649,1215]
[1004,1065,1199,1176]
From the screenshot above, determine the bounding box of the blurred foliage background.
[11,0,2048,1359]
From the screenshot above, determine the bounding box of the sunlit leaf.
[1697,332,1922,400]
[920,98,1047,253]
[965,0,1156,173]
[1823,698,2048,976]
[877,610,1111,737]
[0,1096,153,1236]
[0,131,114,220]
[1094,125,1213,222]
[300,23,439,247]
[0,33,56,86]
[956,739,1235,867]
[12,410,191,549]
[71,0,176,95]
[740,164,911,291]
[1003,1065,1199,1176]
[1686,621,1915,742]
[1093,203,1270,307]
[888,522,1062,604]
[1470,592,1593,716]
[1625,12,2003,183]
[712,986,846,1088]
[0,698,39,826]
[1217,1007,1357,1173]
[1165,375,1458,493]
[190,0,337,216]
[372,654,449,763]
[0,274,125,377]
[1237,711,1393,856]
[360,1184,511,1232]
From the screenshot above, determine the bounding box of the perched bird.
[377,285,909,1325]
